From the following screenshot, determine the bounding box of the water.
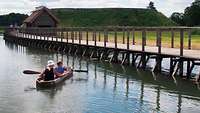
[1,35,200,113]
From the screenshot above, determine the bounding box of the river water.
[1,35,200,113]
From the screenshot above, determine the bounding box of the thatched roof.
[24,7,59,24]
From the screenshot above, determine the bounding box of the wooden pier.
[3,26,200,80]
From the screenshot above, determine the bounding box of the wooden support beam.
[142,30,146,52]
[131,53,136,66]
[170,58,174,75]
[80,30,82,43]
[123,28,125,44]
[132,29,135,45]
[171,62,179,77]
[188,29,191,49]
[153,56,162,72]
[72,30,74,44]
[171,29,174,48]
[121,53,127,65]
[66,31,68,43]
[86,30,89,45]
[92,30,94,41]
[157,30,161,54]
[82,48,87,57]
[141,54,146,69]
[98,31,101,41]
[187,60,191,79]
[187,61,195,79]
[114,29,117,49]
[75,31,77,40]
[94,29,97,46]
[180,29,184,56]
[61,28,63,42]
[78,29,81,44]
[127,30,130,50]
[133,54,139,63]
[104,30,107,47]
[178,59,184,77]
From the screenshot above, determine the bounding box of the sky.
[0,0,194,17]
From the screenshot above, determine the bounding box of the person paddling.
[39,60,55,81]
[55,61,68,78]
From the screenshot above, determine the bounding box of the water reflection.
[2,39,200,113]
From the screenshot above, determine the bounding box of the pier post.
[98,31,101,41]
[66,30,68,43]
[104,29,107,48]
[94,29,97,46]
[123,28,125,44]
[61,28,63,42]
[72,30,74,44]
[114,29,117,49]
[179,29,184,76]
[187,29,192,78]
[78,29,81,44]
[126,30,130,65]
[86,29,89,45]
[141,30,146,68]
[154,29,162,72]
[132,28,135,45]
[170,58,174,75]
[171,29,174,48]
[111,28,118,63]
[122,28,125,60]
[186,60,191,79]
[188,29,191,49]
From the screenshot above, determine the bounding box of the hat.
[47,60,55,67]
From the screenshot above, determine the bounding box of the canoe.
[36,68,73,88]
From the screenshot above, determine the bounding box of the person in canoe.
[39,60,56,81]
[54,61,68,78]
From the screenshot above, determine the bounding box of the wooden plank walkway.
[14,33,200,60]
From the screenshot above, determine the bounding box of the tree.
[0,13,28,26]
[147,1,157,11]
[170,12,184,25]
[183,0,200,26]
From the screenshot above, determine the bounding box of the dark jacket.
[43,68,54,81]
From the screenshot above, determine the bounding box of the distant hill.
[52,8,176,27]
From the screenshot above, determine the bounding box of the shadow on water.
[3,39,200,113]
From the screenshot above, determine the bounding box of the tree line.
[170,0,200,26]
[0,13,28,27]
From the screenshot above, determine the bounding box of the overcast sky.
[0,0,194,17]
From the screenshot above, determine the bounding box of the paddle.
[23,69,88,75]
[23,70,41,74]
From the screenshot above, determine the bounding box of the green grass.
[62,31,200,49]
[52,8,176,27]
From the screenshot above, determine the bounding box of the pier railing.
[5,26,200,57]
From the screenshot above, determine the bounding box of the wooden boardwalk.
[13,32,200,60]
[3,26,200,79]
